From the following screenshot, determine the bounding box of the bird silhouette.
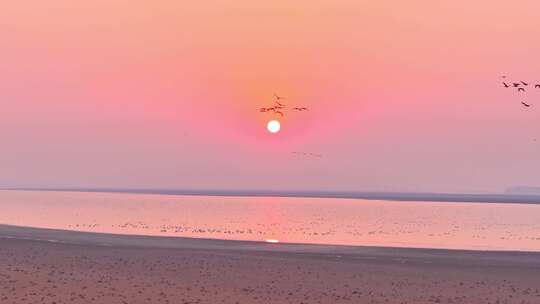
[513,83,521,87]
[293,151,323,158]
[503,82,510,88]
[521,81,529,86]
[518,87,525,92]
[535,84,540,88]
[258,93,312,116]
[521,101,531,107]
[274,93,286,100]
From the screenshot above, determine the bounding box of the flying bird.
[292,152,323,158]
[521,101,531,107]
[513,83,521,87]
[259,93,312,117]
[535,84,540,88]
[518,87,525,92]
[502,82,510,88]
[274,102,285,109]
[521,81,528,86]
[274,93,286,101]
[275,101,286,107]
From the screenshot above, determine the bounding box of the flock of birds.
[501,76,540,108]
[292,151,323,158]
[259,93,323,157]
[259,93,309,117]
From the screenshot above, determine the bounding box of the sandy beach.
[1,224,540,304]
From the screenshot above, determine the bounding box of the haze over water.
[2,190,540,251]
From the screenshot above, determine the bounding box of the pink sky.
[1,1,539,192]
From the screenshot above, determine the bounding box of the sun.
[267,120,281,133]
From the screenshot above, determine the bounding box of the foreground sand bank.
[1,225,540,304]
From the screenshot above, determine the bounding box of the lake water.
[1,190,540,251]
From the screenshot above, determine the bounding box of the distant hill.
[505,187,540,195]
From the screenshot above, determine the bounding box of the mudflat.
[1,225,540,304]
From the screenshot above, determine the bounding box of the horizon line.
[3,187,540,204]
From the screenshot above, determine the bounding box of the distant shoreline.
[4,188,540,204]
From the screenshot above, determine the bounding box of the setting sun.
[267,120,281,133]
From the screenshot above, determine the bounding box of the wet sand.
[1,225,540,304]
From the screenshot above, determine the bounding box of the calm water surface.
[1,190,540,251]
